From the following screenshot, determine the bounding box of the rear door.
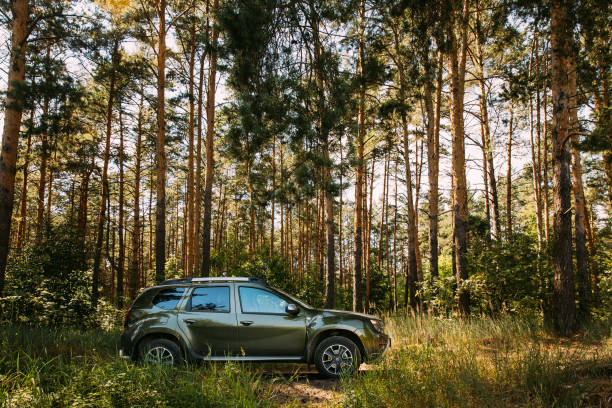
[177,285,237,357]
[235,285,306,358]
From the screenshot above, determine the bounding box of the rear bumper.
[118,348,131,360]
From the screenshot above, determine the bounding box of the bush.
[0,224,95,327]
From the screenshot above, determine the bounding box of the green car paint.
[120,277,390,375]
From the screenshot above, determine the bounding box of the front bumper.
[365,334,391,362]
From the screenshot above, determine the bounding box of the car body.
[119,277,390,377]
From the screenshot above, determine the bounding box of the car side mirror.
[286,303,299,315]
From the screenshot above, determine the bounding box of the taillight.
[124,308,132,327]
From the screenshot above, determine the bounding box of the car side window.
[152,287,186,310]
[189,286,230,312]
[239,287,288,314]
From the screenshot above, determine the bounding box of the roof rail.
[158,278,192,286]
[158,277,268,286]
[192,277,268,285]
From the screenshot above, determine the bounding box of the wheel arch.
[134,331,187,361]
[307,328,365,364]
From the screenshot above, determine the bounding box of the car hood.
[314,308,380,321]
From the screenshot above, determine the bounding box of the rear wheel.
[140,338,183,366]
[314,336,360,379]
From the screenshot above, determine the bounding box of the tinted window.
[239,287,288,314]
[190,286,230,312]
[152,288,185,310]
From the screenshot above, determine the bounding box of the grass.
[341,314,612,408]
[1,316,610,407]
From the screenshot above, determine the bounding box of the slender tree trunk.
[543,57,550,241]
[506,104,514,236]
[129,90,144,300]
[36,78,49,237]
[448,0,470,316]
[16,115,33,249]
[393,27,418,310]
[568,45,590,322]
[154,0,168,284]
[353,0,365,313]
[92,39,119,306]
[201,0,219,276]
[475,9,500,238]
[0,0,28,296]
[194,49,206,273]
[429,50,442,280]
[186,23,196,277]
[550,0,577,335]
[117,106,125,307]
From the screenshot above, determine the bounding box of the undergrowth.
[1,316,610,407]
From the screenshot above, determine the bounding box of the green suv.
[119,277,390,378]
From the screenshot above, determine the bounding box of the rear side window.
[189,286,230,312]
[152,287,186,310]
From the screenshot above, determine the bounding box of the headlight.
[370,319,385,333]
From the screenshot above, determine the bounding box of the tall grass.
[0,326,277,407]
[1,316,610,407]
[342,314,612,408]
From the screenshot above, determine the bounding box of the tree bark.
[506,104,514,236]
[129,90,144,300]
[0,0,29,296]
[92,39,119,307]
[550,0,577,335]
[155,0,167,284]
[16,112,33,249]
[117,105,125,307]
[448,0,470,316]
[568,44,590,322]
[186,22,197,277]
[428,49,442,280]
[474,11,500,238]
[353,0,365,313]
[201,0,219,276]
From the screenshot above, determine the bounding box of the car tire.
[140,338,183,366]
[314,336,361,379]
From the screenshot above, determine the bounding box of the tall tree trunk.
[0,0,28,296]
[117,106,125,307]
[353,0,365,313]
[92,39,119,307]
[186,23,196,277]
[506,104,514,236]
[154,0,168,284]
[129,90,144,300]
[550,0,577,335]
[568,45,590,322]
[428,49,442,280]
[392,27,418,309]
[194,48,206,273]
[36,75,49,237]
[448,0,470,316]
[474,12,500,238]
[16,115,33,249]
[201,0,219,276]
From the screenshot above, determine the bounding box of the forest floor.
[1,315,611,407]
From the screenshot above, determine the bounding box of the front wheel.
[314,336,361,379]
[140,338,183,366]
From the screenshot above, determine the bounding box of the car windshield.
[272,287,312,309]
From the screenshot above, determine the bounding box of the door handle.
[183,319,196,324]
[240,320,253,326]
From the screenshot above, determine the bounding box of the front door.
[178,285,237,357]
[235,285,306,358]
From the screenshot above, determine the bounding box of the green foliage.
[0,224,94,327]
